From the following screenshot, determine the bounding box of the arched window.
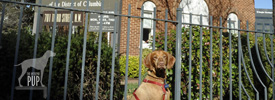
[141,1,156,49]
[227,13,239,36]
[179,0,209,26]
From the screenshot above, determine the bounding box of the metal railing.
[0,0,274,100]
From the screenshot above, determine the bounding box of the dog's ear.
[143,53,152,69]
[166,52,175,69]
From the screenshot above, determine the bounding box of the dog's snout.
[156,57,166,67]
[158,62,165,66]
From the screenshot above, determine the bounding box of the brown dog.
[130,50,176,100]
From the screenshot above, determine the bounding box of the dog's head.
[45,50,56,57]
[143,50,175,77]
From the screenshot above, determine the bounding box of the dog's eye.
[163,55,166,58]
[153,56,157,59]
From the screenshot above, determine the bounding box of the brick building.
[119,0,255,55]
[255,9,273,32]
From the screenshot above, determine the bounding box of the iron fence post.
[10,1,24,99]
[30,0,42,99]
[174,8,182,100]
[164,9,168,51]
[138,6,144,86]
[47,0,58,99]
[79,0,90,99]
[238,20,242,100]
[123,4,131,100]
[199,14,203,100]
[228,19,232,100]
[95,0,105,99]
[219,17,223,100]
[188,13,192,100]
[209,16,213,100]
[63,0,75,99]
[109,2,119,100]
[271,33,274,100]
[246,21,259,100]
[255,24,268,100]
[152,8,156,51]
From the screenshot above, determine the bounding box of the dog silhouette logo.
[15,50,56,87]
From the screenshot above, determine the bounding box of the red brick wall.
[205,0,255,29]
[119,0,255,56]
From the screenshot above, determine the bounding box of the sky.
[254,0,272,9]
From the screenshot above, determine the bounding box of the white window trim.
[179,0,209,26]
[227,13,239,37]
[140,1,156,49]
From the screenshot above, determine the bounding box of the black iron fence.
[0,0,274,100]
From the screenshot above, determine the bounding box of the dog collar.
[143,79,164,87]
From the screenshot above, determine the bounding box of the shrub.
[142,48,152,59]
[252,34,275,100]
[154,26,262,99]
[0,30,123,99]
[119,55,147,78]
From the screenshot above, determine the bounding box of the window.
[143,28,151,42]
[141,1,156,49]
[257,23,262,25]
[179,0,209,26]
[264,24,272,32]
[256,23,273,32]
[255,17,272,19]
[256,23,263,29]
[227,13,239,36]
